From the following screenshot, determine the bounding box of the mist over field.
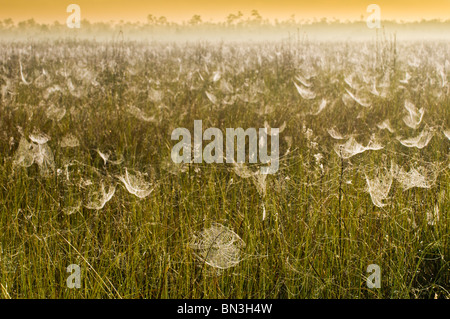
[1,16,450,41]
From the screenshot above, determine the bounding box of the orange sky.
[0,0,449,23]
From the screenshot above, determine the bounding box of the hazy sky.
[1,0,449,23]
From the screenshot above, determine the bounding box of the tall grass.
[0,38,448,299]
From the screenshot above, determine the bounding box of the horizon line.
[3,17,450,26]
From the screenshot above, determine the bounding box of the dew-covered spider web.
[189,223,246,270]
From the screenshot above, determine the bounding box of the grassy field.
[0,38,448,299]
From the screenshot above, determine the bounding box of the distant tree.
[289,14,296,25]
[147,14,157,25]
[189,15,202,26]
[226,11,243,25]
[18,19,37,29]
[250,10,262,23]
[146,15,168,26]
[157,16,168,26]
[81,19,91,27]
[3,18,14,29]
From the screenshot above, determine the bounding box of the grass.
[0,37,448,299]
